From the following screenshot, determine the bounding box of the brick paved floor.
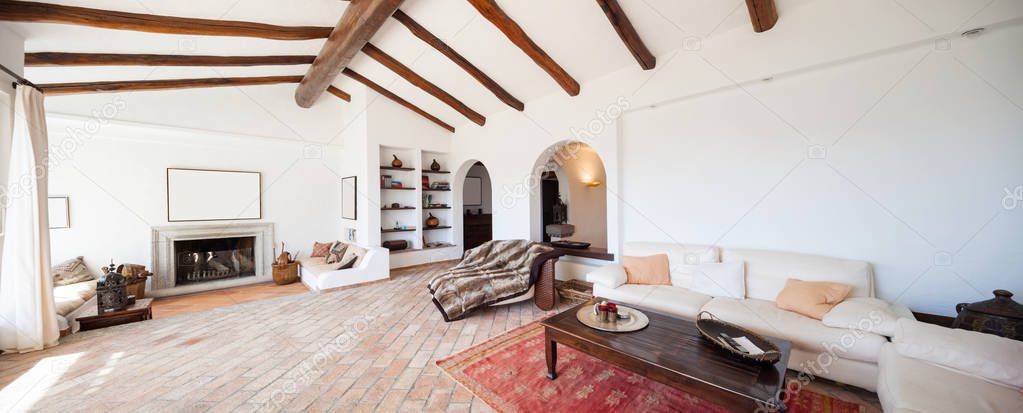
[151,282,310,319]
[0,261,880,412]
[0,262,573,412]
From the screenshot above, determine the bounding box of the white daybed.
[299,245,390,292]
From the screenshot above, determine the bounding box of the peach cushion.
[775,278,852,320]
[622,254,671,285]
[311,242,333,258]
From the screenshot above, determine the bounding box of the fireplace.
[174,236,256,285]
[152,223,274,297]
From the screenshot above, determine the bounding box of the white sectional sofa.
[587,242,912,391]
[877,319,1023,412]
[299,245,390,292]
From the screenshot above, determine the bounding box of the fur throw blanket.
[428,240,561,321]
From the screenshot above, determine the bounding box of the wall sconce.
[585,181,602,187]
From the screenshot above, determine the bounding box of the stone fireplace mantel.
[151,222,274,297]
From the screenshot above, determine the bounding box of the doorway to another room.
[531,141,609,253]
[462,162,493,250]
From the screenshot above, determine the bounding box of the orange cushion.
[775,278,852,320]
[622,254,671,285]
[310,242,333,258]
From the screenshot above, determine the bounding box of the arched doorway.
[460,162,493,250]
[529,141,608,249]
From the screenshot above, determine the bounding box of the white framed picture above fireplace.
[167,168,262,222]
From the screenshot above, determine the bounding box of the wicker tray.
[696,311,782,365]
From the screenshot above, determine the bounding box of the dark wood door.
[540,178,559,242]
[462,213,492,250]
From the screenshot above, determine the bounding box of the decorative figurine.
[391,154,403,168]
[425,213,440,228]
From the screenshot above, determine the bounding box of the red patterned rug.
[437,319,866,413]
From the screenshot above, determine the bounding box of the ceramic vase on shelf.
[391,154,403,168]
[430,158,441,171]
[425,213,440,228]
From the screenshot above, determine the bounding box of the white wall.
[451,5,1023,315]
[46,115,347,274]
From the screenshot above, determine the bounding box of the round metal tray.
[576,305,649,332]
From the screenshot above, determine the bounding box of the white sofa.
[53,280,98,334]
[878,343,1023,412]
[877,319,1023,412]
[299,245,389,292]
[587,242,911,391]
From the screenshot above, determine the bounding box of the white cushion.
[623,243,720,286]
[643,286,712,319]
[822,297,907,337]
[702,297,886,363]
[594,283,654,306]
[879,343,1023,413]
[298,257,336,276]
[674,261,745,299]
[586,263,628,289]
[53,280,97,317]
[594,284,711,320]
[892,318,1023,389]
[720,248,874,301]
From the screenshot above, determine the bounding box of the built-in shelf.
[389,245,457,254]
[381,228,416,233]
[389,248,421,254]
[378,146,457,260]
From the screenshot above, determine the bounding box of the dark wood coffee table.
[77,298,153,331]
[541,299,791,412]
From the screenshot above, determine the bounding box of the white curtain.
[0,86,59,353]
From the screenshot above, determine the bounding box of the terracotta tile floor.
[151,281,310,318]
[0,262,880,412]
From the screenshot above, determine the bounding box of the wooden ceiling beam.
[744,0,778,33]
[38,75,305,95]
[390,10,523,111]
[0,1,332,40]
[595,0,655,70]
[327,86,352,102]
[342,68,454,133]
[361,43,484,126]
[295,0,404,108]
[467,0,579,96]
[25,52,316,67]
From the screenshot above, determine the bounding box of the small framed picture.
[48,196,70,229]
[341,176,357,220]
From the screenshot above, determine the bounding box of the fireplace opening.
[174,236,257,285]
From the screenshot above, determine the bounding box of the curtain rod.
[0,62,43,92]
